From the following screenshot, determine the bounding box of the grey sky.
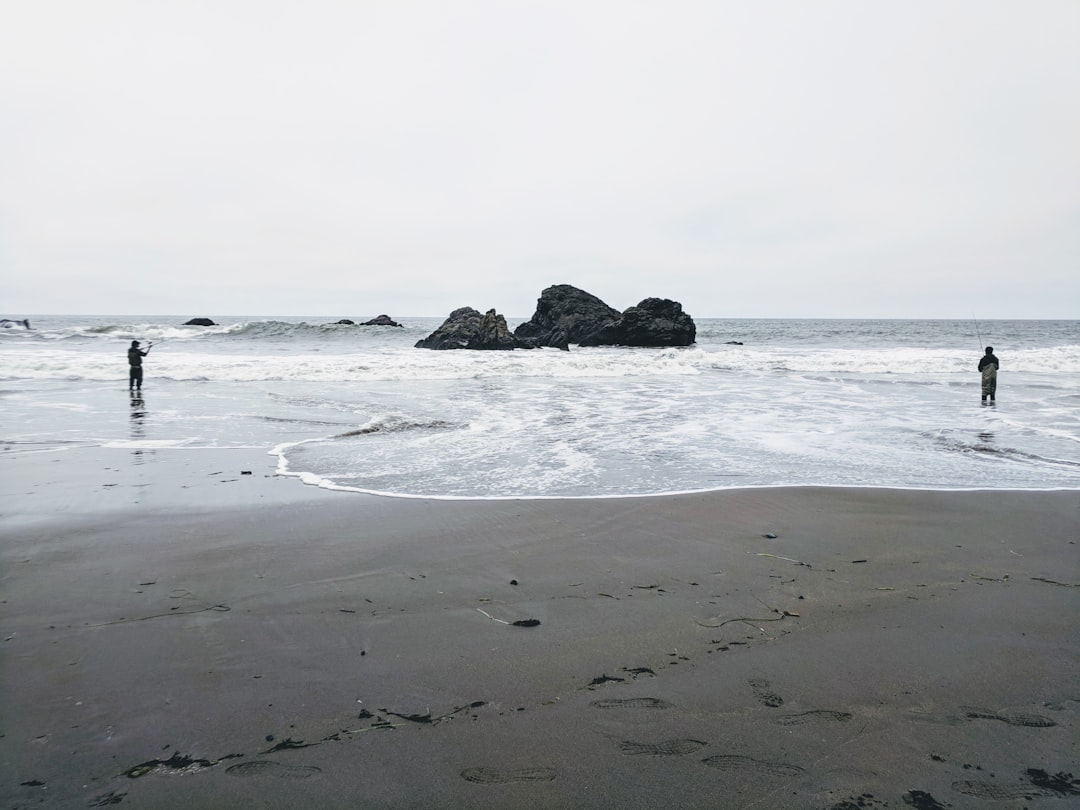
[2,1,1077,318]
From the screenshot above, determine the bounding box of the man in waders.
[978,346,999,403]
[128,340,152,391]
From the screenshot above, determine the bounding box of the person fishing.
[978,346,999,403]
[127,340,153,391]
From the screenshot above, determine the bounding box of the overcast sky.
[1,1,1077,318]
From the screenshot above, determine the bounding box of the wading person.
[128,340,152,391]
[978,346,999,403]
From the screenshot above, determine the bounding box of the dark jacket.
[978,353,999,372]
[128,347,148,367]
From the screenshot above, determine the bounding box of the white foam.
[3,340,1079,384]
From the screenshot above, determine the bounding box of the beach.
[2,448,1077,808]
[5,0,1079,800]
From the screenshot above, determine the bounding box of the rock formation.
[334,319,356,325]
[415,307,523,350]
[418,286,696,350]
[578,298,696,347]
[183,318,216,326]
[513,285,621,349]
[361,314,403,327]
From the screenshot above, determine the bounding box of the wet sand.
[1,447,1078,808]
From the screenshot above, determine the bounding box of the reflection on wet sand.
[129,393,151,466]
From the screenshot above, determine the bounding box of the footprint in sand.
[619,739,708,756]
[225,760,322,780]
[701,754,805,778]
[953,768,1079,800]
[774,709,852,726]
[748,678,784,707]
[825,794,889,809]
[460,767,556,784]
[590,697,673,710]
[952,781,1057,800]
[960,706,1057,727]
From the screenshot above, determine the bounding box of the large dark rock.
[361,314,403,327]
[183,318,216,326]
[334,319,356,325]
[513,285,620,349]
[579,298,696,347]
[415,307,523,350]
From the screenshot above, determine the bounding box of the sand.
[1,447,1078,809]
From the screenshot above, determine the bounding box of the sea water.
[2,315,1077,498]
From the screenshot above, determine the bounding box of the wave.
[4,322,231,344]
[928,431,1080,470]
[255,415,353,427]
[704,345,1080,375]
[333,414,460,438]
[0,318,409,345]
[3,342,1080,383]
[220,320,369,339]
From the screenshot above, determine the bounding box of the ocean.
[2,315,1078,498]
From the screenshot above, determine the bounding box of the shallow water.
[2,315,1077,497]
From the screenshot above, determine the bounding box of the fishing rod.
[972,313,984,352]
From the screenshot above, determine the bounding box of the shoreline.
[275,463,1080,502]
[2,447,1078,808]
[5,440,1077,520]
[269,439,1080,504]
[8,441,1078,521]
